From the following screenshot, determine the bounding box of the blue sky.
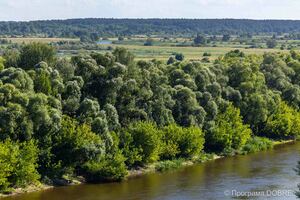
[0,0,299,21]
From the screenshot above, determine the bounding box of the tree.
[0,57,5,71]
[167,57,176,65]
[19,43,56,70]
[206,104,252,152]
[52,115,104,170]
[0,140,39,192]
[263,101,300,139]
[121,121,162,165]
[266,39,277,48]
[172,85,206,127]
[193,34,206,46]
[222,34,231,42]
[175,53,184,61]
[112,47,134,66]
[161,124,204,159]
[144,38,154,46]
[3,49,20,68]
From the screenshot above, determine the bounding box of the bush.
[82,151,127,182]
[52,116,105,172]
[120,121,162,166]
[161,124,205,159]
[155,159,184,172]
[242,137,273,154]
[203,52,211,57]
[206,104,252,152]
[0,140,40,192]
[263,101,300,139]
[19,43,56,70]
[179,126,205,157]
[175,53,184,61]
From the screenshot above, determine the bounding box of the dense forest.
[2,19,300,38]
[0,43,300,193]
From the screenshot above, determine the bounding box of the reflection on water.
[4,142,300,200]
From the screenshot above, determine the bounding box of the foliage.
[0,42,300,191]
[3,19,300,37]
[0,140,40,192]
[266,39,277,48]
[19,43,56,70]
[52,115,104,170]
[263,101,300,139]
[161,124,205,159]
[155,159,184,172]
[0,57,5,71]
[194,34,207,46]
[120,121,162,165]
[82,151,127,182]
[175,53,184,61]
[206,104,252,152]
[242,137,273,154]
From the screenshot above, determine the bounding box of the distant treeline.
[2,19,300,38]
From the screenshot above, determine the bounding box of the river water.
[4,142,300,200]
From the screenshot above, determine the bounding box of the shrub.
[206,104,252,152]
[263,101,300,139]
[242,137,273,154]
[161,124,205,159]
[52,115,105,171]
[120,121,162,166]
[179,126,205,158]
[155,159,184,172]
[0,140,40,192]
[203,52,211,57]
[175,53,184,61]
[82,151,127,182]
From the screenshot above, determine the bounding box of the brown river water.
[3,142,300,200]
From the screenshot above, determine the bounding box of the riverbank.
[0,184,53,198]
[0,139,297,199]
[128,139,296,178]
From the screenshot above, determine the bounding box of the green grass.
[99,43,289,61]
[155,159,185,172]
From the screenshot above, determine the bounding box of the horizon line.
[2,17,300,23]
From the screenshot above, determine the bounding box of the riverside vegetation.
[0,43,300,194]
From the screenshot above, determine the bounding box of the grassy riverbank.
[127,138,296,178]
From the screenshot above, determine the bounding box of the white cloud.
[0,0,299,21]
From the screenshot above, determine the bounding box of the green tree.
[113,47,134,66]
[144,38,154,46]
[263,101,300,139]
[19,43,56,70]
[175,53,184,61]
[0,57,5,71]
[0,140,39,192]
[52,115,104,171]
[3,49,20,68]
[121,121,162,165]
[266,39,277,48]
[207,104,252,152]
[194,34,206,46]
[222,34,231,42]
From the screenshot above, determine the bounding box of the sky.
[0,0,300,21]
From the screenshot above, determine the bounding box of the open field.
[0,37,79,44]
[0,36,294,61]
[100,44,289,61]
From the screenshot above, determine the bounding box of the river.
[4,142,300,200]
